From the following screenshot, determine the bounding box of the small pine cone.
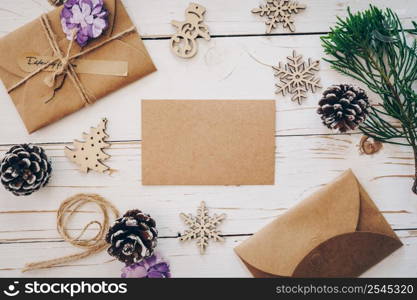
[317,84,370,132]
[106,209,158,265]
[0,144,52,196]
[48,0,65,6]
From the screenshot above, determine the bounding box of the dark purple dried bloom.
[121,253,171,278]
[61,0,108,47]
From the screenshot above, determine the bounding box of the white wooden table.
[0,0,417,278]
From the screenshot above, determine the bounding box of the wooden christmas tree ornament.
[65,118,112,174]
[170,3,211,58]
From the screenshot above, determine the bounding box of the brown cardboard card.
[234,169,403,277]
[141,100,276,185]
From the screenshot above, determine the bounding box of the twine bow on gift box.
[7,14,136,104]
[42,26,79,102]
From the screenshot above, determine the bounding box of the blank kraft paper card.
[141,100,276,185]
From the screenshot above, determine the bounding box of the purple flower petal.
[153,263,170,272]
[147,271,165,278]
[96,10,108,18]
[125,265,148,278]
[92,18,106,37]
[145,254,157,265]
[80,0,93,8]
[91,0,103,7]
[65,0,78,8]
[81,2,92,17]
[61,7,73,19]
[76,33,89,47]
[86,24,94,38]
[60,0,108,47]
[120,253,171,278]
[91,5,103,15]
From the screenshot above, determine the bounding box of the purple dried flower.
[121,253,171,278]
[61,0,108,47]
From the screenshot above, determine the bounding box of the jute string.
[7,14,136,104]
[22,194,120,272]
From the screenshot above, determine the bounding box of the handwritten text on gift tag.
[18,53,128,77]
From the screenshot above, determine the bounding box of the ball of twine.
[23,194,120,272]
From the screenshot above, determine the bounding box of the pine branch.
[321,6,417,194]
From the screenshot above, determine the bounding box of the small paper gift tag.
[18,53,128,77]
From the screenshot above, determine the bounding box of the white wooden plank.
[1,0,417,279]
[0,34,396,144]
[0,231,416,278]
[0,0,415,37]
[0,135,415,242]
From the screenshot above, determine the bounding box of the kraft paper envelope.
[141,100,276,185]
[235,170,403,277]
[0,0,156,133]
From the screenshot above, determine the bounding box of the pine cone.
[106,209,158,265]
[48,0,65,6]
[0,144,52,196]
[317,84,370,132]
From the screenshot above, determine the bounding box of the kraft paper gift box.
[234,169,403,277]
[0,0,156,133]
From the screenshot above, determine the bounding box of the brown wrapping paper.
[234,169,403,277]
[0,0,156,133]
[141,100,276,185]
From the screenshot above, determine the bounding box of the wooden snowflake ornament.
[179,201,226,254]
[65,118,112,173]
[273,50,321,104]
[252,0,306,33]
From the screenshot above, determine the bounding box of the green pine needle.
[321,6,417,194]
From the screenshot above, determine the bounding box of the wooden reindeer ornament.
[170,3,211,58]
[65,118,112,174]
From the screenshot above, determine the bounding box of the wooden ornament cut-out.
[273,50,321,104]
[252,0,306,33]
[65,118,112,173]
[359,135,383,155]
[170,2,211,58]
[179,201,226,254]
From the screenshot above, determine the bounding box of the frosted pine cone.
[317,84,370,132]
[0,144,52,196]
[106,209,158,265]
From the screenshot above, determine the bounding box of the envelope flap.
[235,170,361,277]
[292,232,403,277]
[357,182,399,238]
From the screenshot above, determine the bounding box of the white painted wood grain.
[0,34,397,144]
[0,0,416,278]
[0,0,415,37]
[0,136,416,240]
[1,232,416,278]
